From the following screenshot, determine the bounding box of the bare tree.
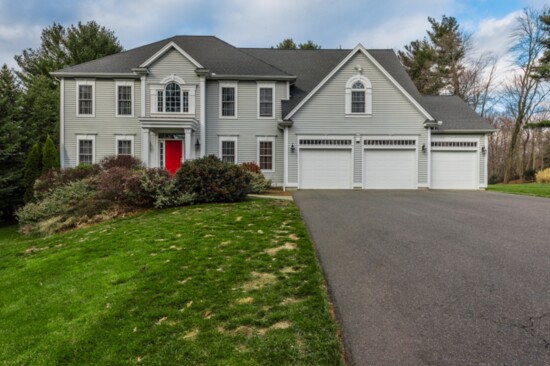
[459,53,500,116]
[502,8,550,183]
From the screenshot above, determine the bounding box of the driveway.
[293,190,550,365]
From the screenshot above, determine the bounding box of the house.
[51,36,494,190]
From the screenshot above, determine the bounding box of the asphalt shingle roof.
[54,36,492,132]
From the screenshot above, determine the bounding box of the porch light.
[422,144,427,153]
[481,146,486,154]
[290,143,296,153]
[195,138,200,148]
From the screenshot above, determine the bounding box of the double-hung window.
[77,135,95,165]
[257,137,275,172]
[116,81,133,117]
[345,75,372,116]
[351,81,366,113]
[220,82,237,118]
[76,80,95,117]
[219,137,238,163]
[116,135,134,156]
[257,82,275,118]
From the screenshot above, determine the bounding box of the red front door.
[165,140,183,175]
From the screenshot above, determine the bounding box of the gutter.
[50,72,140,78]
[207,74,296,81]
[432,129,498,134]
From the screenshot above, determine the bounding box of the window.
[153,81,194,114]
[219,82,238,118]
[257,137,275,172]
[345,76,372,116]
[116,81,133,117]
[76,135,95,165]
[76,80,95,117]
[258,82,275,118]
[116,135,134,156]
[219,137,238,163]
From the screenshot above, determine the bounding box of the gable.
[291,51,428,122]
[147,48,201,84]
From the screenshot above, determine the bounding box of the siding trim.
[60,78,65,168]
[140,41,203,68]
[284,44,434,121]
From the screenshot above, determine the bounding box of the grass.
[0,199,343,365]
[487,183,550,198]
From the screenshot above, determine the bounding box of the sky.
[0,0,548,73]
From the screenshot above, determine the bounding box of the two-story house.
[51,36,493,190]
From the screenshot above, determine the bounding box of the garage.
[363,138,417,189]
[431,151,477,189]
[299,142,353,189]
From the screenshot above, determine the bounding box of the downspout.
[200,75,206,157]
[283,126,288,191]
[427,127,431,188]
[59,78,65,168]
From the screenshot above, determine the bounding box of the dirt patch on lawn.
[242,272,277,291]
[264,242,297,256]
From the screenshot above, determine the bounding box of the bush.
[248,173,271,194]
[34,164,101,200]
[175,155,251,203]
[488,174,502,185]
[140,168,195,208]
[535,168,550,183]
[524,168,537,182]
[99,155,143,170]
[41,135,60,174]
[240,162,262,174]
[23,143,42,202]
[17,179,97,235]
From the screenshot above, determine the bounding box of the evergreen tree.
[23,143,42,203]
[41,135,59,174]
[276,38,297,49]
[298,40,321,49]
[0,64,24,220]
[398,39,441,95]
[535,10,550,78]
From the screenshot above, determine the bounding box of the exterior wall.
[63,78,142,167]
[145,49,201,120]
[205,80,286,184]
[287,51,429,187]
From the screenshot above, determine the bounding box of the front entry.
[165,140,183,175]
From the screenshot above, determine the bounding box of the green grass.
[487,183,550,198]
[0,199,343,365]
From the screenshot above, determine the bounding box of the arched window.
[157,82,189,113]
[345,75,372,115]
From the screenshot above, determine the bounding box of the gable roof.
[53,36,292,78]
[52,35,492,132]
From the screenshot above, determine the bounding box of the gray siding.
[63,78,142,167]
[287,51,429,186]
[205,80,286,184]
[145,49,201,119]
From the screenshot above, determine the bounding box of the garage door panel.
[299,149,352,189]
[364,150,416,189]
[432,151,477,189]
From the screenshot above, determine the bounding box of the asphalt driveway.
[293,190,550,366]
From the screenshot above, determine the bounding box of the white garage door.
[364,149,416,189]
[299,149,352,189]
[431,151,477,189]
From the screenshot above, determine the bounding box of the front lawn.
[0,199,343,365]
[487,183,550,198]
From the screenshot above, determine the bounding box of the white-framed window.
[115,81,134,117]
[76,135,96,165]
[257,82,275,118]
[76,80,95,117]
[345,75,372,116]
[219,82,238,118]
[219,136,238,163]
[150,75,196,115]
[257,137,275,172]
[115,135,135,156]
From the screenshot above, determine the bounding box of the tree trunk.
[503,117,524,183]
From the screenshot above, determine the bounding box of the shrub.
[175,155,251,203]
[94,167,156,207]
[524,168,537,182]
[23,143,42,202]
[488,174,502,185]
[240,162,262,174]
[34,164,101,200]
[140,168,195,208]
[99,155,143,170]
[17,179,97,235]
[535,168,550,183]
[41,135,60,174]
[248,173,271,194]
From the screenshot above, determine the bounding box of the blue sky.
[0,0,547,70]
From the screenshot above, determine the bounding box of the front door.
[165,140,183,175]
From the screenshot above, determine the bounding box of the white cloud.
[0,24,42,68]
